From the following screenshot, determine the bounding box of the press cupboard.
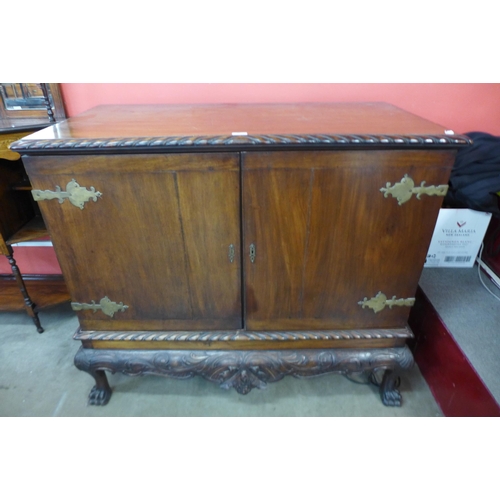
[11,103,470,406]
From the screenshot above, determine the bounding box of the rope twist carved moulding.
[11,134,472,152]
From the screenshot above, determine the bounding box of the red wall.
[0,246,62,275]
[61,83,500,135]
[3,83,499,275]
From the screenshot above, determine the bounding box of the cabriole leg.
[378,369,402,407]
[87,370,112,406]
[368,347,413,406]
[74,347,112,405]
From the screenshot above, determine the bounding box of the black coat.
[445,132,500,216]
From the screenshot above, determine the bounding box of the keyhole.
[249,244,256,263]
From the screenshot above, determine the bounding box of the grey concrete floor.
[420,266,500,404]
[0,303,442,417]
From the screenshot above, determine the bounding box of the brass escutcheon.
[228,244,235,263]
[249,243,256,263]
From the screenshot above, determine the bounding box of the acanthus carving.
[74,346,414,404]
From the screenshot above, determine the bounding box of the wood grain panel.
[243,150,455,330]
[176,168,241,323]
[87,338,406,350]
[6,216,47,245]
[19,103,451,141]
[243,164,311,328]
[0,275,70,311]
[24,153,241,330]
[24,153,238,175]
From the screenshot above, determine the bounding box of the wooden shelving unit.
[0,275,70,312]
[1,120,70,332]
[5,215,48,245]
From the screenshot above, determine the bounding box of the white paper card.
[424,209,492,268]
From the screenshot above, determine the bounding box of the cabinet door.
[24,153,242,331]
[242,150,455,330]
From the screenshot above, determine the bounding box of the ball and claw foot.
[381,386,402,406]
[88,385,112,405]
[371,369,402,407]
[87,370,112,406]
[380,370,402,407]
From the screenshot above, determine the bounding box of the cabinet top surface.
[11,102,470,153]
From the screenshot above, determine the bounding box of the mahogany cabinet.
[12,103,470,406]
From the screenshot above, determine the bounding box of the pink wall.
[3,83,499,275]
[0,247,62,275]
[61,83,500,135]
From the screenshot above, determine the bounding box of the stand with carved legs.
[74,345,414,407]
[5,245,44,333]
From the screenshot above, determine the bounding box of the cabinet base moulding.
[74,327,413,350]
[74,345,414,407]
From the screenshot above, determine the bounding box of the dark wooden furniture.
[12,103,470,405]
[0,128,71,331]
[1,85,69,332]
[0,127,50,332]
[0,83,65,122]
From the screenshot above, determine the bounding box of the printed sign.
[424,209,492,268]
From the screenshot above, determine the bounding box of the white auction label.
[424,208,492,268]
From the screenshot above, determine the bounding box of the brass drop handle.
[249,243,256,263]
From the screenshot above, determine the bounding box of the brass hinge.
[358,292,415,313]
[32,179,102,210]
[380,174,448,205]
[71,296,128,318]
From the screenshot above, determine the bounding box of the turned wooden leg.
[5,245,44,333]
